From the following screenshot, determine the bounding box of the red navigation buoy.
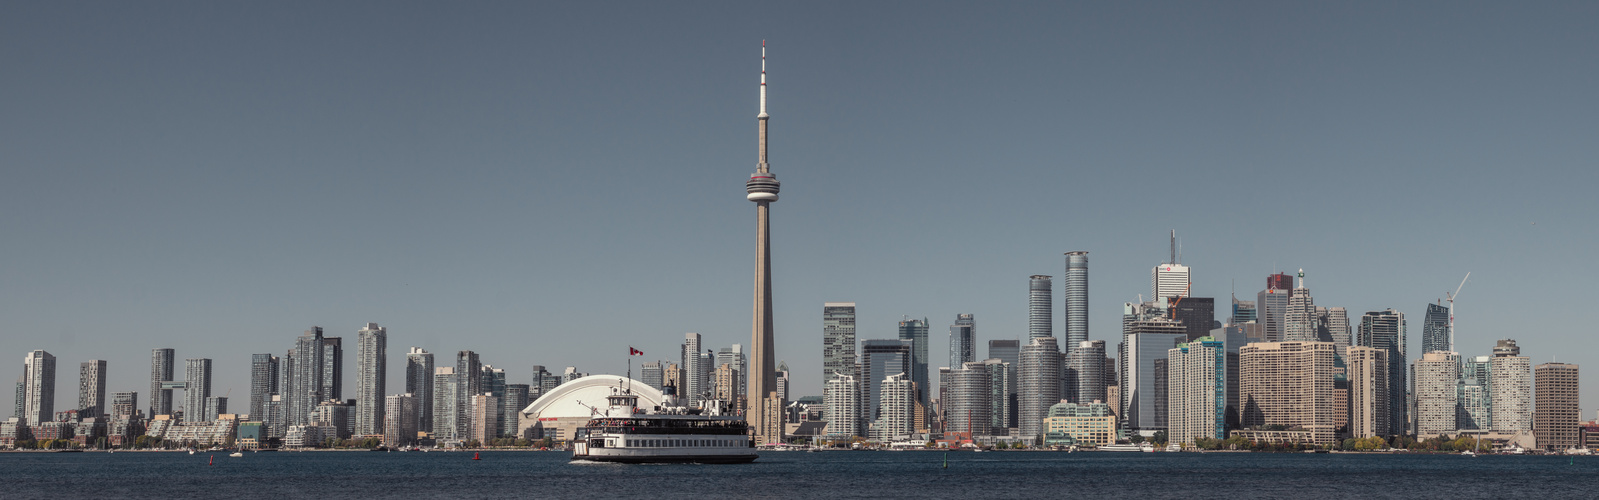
[473,452,481,460]
[208,455,214,466]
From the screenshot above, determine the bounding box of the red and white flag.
[629,346,643,356]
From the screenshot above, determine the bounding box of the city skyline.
[2,1,1597,414]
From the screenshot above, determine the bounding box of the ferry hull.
[572,453,758,464]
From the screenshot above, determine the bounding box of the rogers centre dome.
[514,375,664,442]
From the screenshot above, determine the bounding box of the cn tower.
[745,41,780,441]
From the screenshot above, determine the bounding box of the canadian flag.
[629,347,643,356]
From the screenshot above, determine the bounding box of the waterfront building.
[1071,340,1107,404]
[823,302,858,406]
[861,339,911,425]
[470,393,499,443]
[455,351,481,439]
[824,374,861,438]
[1282,271,1318,342]
[743,43,783,445]
[947,361,991,437]
[78,360,106,419]
[21,350,56,425]
[949,314,976,370]
[1018,336,1061,441]
[682,333,704,404]
[283,423,330,448]
[405,347,434,433]
[145,413,238,446]
[291,328,327,427]
[641,361,663,391]
[1346,346,1390,438]
[382,392,418,444]
[432,367,458,441]
[988,339,1020,428]
[313,399,352,439]
[1414,351,1460,437]
[1257,274,1292,342]
[1358,309,1407,437]
[150,348,175,419]
[1029,275,1053,339]
[1043,402,1116,447]
[1238,341,1336,444]
[1168,337,1225,446]
[503,384,529,437]
[262,395,284,438]
[1421,303,1450,357]
[203,396,227,423]
[1120,313,1187,434]
[1458,378,1490,430]
[353,323,386,437]
[898,318,930,418]
[111,391,137,419]
[1490,339,1531,433]
[1064,251,1090,355]
[183,358,212,424]
[249,354,279,423]
[321,336,343,401]
[1534,362,1579,450]
[482,366,507,437]
[871,373,914,441]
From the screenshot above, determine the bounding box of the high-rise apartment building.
[861,339,911,424]
[641,362,663,391]
[988,339,1020,429]
[1359,309,1407,437]
[1238,341,1336,444]
[250,354,279,422]
[455,351,481,439]
[1071,340,1107,404]
[355,323,386,437]
[503,384,529,438]
[714,345,747,402]
[898,317,930,415]
[292,327,326,427]
[1168,337,1225,446]
[1018,336,1061,441]
[1346,346,1390,438]
[431,367,458,441]
[111,391,138,419]
[822,302,858,407]
[1064,251,1090,352]
[682,333,704,404]
[1420,302,1449,356]
[78,360,107,419]
[150,348,175,418]
[871,373,914,441]
[1534,362,1579,450]
[1283,271,1318,342]
[983,358,1014,432]
[184,358,212,423]
[383,393,417,447]
[1120,315,1187,433]
[824,375,860,438]
[470,393,499,443]
[1490,339,1531,433]
[203,396,227,422]
[321,336,343,401]
[949,314,976,370]
[22,350,56,425]
[1029,275,1052,339]
[947,361,991,437]
[481,365,507,436]
[1414,351,1460,437]
[405,347,434,433]
[1324,307,1351,355]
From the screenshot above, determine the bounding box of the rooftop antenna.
[1169,230,1176,265]
[1447,272,1471,352]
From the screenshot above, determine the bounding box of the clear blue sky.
[3,1,1596,415]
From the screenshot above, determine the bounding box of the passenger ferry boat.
[571,387,757,464]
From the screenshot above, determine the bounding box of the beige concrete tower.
[745,41,783,443]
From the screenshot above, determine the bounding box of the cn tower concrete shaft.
[745,42,780,441]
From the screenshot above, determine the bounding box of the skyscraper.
[1064,251,1090,352]
[988,339,1020,428]
[824,375,860,438]
[355,322,387,437]
[503,384,529,438]
[1325,307,1351,354]
[383,393,418,447]
[1257,274,1292,342]
[1359,309,1407,437]
[1533,362,1579,451]
[1167,337,1225,446]
[150,348,175,418]
[822,303,858,406]
[860,339,911,424]
[431,367,457,441]
[1018,336,1061,441]
[78,360,107,419]
[1120,315,1187,434]
[1421,303,1450,355]
[321,336,343,401]
[1071,340,1107,404]
[682,333,704,404]
[455,351,481,439]
[469,393,499,443]
[871,373,914,441]
[405,347,434,433]
[1283,270,1318,342]
[1152,231,1190,301]
[947,361,991,437]
[1170,297,1216,341]
[184,358,212,423]
[1028,276,1053,339]
[641,362,663,391]
[1239,341,1337,444]
[1489,339,1531,433]
[898,317,930,415]
[22,350,55,425]
[292,327,326,427]
[744,42,783,444]
[1346,346,1390,438]
[949,314,976,370]
[1414,351,1460,437]
[250,354,279,422]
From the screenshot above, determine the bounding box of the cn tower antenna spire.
[759,40,768,121]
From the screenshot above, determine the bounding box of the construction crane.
[1169,282,1192,320]
[1447,272,1470,352]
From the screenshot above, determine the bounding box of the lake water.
[5,450,1596,498]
